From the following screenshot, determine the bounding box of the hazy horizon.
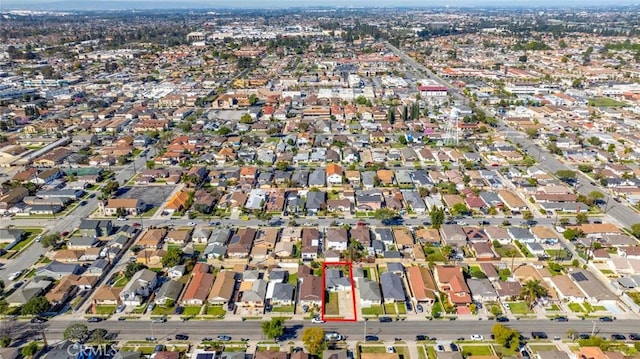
[1,0,631,10]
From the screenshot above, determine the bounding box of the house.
[78,219,113,237]
[192,227,211,244]
[99,198,144,217]
[45,274,82,306]
[255,351,287,359]
[305,191,326,215]
[301,228,320,260]
[439,225,467,247]
[308,169,326,187]
[208,270,237,305]
[0,229,23,243]
[326,164,343,185]
[154,280,185,306]
[92,286,123,306]
[433,265,472,310]
[380,272,406,303]
[325,227,348,251]
[325,269,351,291]
[136,249,166,268]
[227,228,256,258]
[467,278,499,302]
[406,266,437,304]
[7,279,52,306]
[67,236,98,250]
[238,279,268,308]
[358,278,382,308]
[298,275,323,308]
[36,261,82,279]
[119,269,157,306]
[166,229,192,245]
[181,272,215,306]
[267,282,295,306]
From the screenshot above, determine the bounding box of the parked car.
[8,270,23,281]
[471,335,484,341]
[450,343,459,352]
[496,316,509,322]
[379,316,393,322]
[416,304,423,313]
[415,335,427,341]
[145,337,157,342]
[365,335,379,342]
[217,335,232,341]
[187,222,196,226]
[30,317,47,324]
[202,337,213,342]
[435,345,444,352]
[599,316,614,322]
[311,317,325,324]
[152,317,166,323]
[553,316,569,322]
[611,334,626,341]
[531,332,548,339]
[175,334,189,340]
[116,304,125,313]
[87,317,102,323]
[629,333,640,341]
[579,334,591,340]
[386,346,396,353]
[118,317,126,321]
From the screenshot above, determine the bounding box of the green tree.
[240,113,253,124]
[218,126,232,136]
[630,223,640,238]
[146,160,155,169]
[451,203,470,216]
[40,232,61,248]
[519,279,549,309]
[115,207,127,218]
[90,328,108,344]
[563,228,585,241]
[576,213,589,224]
[301,327,326,355]
[398,135,407,145]
[430,208,445,229]
[124,262,147,280]
[492,324,520,349]
[441,245,453,263]
[261,317,285,340]
[249,94,259,105]
[161,247,183,268]
[0,298,8,315]
[555,170,576,182]
[276,161,290,171]
[21,342,38,357]
[63,323,88,342]
[102,180,119,197]
[0,336,9,348]
[588,191,604,203]
[522,210,534,221]
[372,208,398,223]
[21,296,50,316]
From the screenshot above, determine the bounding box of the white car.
[8,271,23,281]
[311,317,325,324]
[117,217,127,221]
[187,222,196,226]
[386,346,396,353]
[471,334,484,341]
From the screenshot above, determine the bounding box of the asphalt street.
[13,319,640,342]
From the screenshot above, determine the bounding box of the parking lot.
[116,185,177,210]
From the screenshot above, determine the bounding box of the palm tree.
[519,280,548,310]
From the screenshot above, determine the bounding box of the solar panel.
[571,272,588,282]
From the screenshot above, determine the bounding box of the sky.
[0,0,624,9]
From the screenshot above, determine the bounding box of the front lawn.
[112,275,128,288]
[324,292,339,315]
[151,305,176,316]
[568,302,585,313]
[206,305,226,316]
[384,303,397,314]
[461,345,493,356]
[506,302,530,315]
[272,305,294,313]
[360,346,387,353]
[361,305,383,316]
[183,306,201,316]
[494,244,522,258]
[95,305,116,315]
[396,302,407,315]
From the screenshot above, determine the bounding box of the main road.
[14,319,640,342]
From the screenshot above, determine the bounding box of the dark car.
[415,335,427,341]
[132,222,141,227]
[629,334,640,341]
[118,317,126,321]
[450,343,459,352]
[202,337,213,342]
[496,316,509,322]
[365,336,379,342]
[87,317,102,323]
[30,317,47,324]
[217,335,232,341]
[175,334,189,340]
[553,316,569,322]
[599,316,614,322]
[174,306,184,315]
[417,304,423,313]
[405,301,413,311]
[531,332,548,339]
[579,334,591,340]
[611,334,626,341]
[379,316,393,322]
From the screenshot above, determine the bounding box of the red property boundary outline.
[321,261,358,322]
